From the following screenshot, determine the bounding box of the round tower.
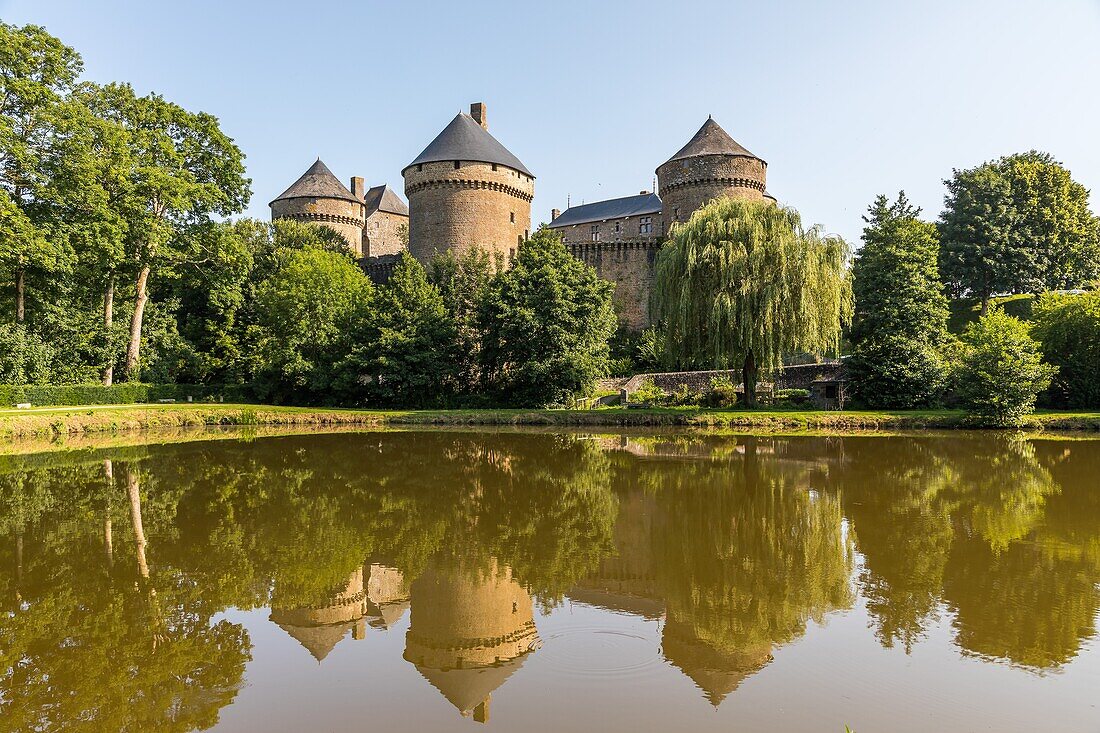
[656,117,767,226]
[403,103,534,264]
[270,159,366,255]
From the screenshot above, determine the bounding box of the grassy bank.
[3,403,1100,442]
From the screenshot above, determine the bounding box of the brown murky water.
[1,430,1098,732]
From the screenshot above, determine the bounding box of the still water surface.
[2,430,1098,732]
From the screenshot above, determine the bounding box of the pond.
[1,429,1098,732]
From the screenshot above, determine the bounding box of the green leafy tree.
[0,23,80,324]
[83,82,250,380]
[479,227,617,406]
[428,246,500,392]
[939,152,1100,312]
[652,198,851,406]
[848,193,950,407]
[955,310,1057,426]
[253,246,373,403]
[1031,290,1100,408]
[335,252,458,406]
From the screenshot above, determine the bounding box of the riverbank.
[2,403,1100,441]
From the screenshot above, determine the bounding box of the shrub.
[848,334,949,409]
[630,378,666,405]
[1031,290,1100,408]
[0,383,248,407]
[701,375,739,408]
[774,388,811,407]
[954,311,1057,426]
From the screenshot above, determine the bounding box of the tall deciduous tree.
[83,82,250,380]
[479,227,616,406]
[0,23,80,324]
[652,198,851,406]
[848,193,950,408]
[939,152,1100,312]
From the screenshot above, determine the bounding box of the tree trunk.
[102,276,115,386]
[124,266,150,380]
[742,350,758,408]
[15,268,25,323]
[979,294,990,317]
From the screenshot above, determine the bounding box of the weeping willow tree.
[653,198,852,405]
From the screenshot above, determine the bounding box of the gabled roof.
[270,159,361,205]
[405,113,533,177]
[663,117,762,165]
[363,184,409,216]
[548,192,662,228]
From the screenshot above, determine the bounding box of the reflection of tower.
[270,568,367,662]
[661,617,772,706]
[366,564,410,629]
[404,561,541,723]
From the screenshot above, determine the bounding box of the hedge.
[0,383,253,407]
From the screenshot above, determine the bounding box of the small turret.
[270,159,367,255]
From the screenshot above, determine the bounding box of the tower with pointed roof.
[270,159,369,255]
[403,102,534,264]
[655,117,768,227]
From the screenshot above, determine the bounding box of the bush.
[1031,290,1100,408]
[848,334,949,409]
[774,388,811,407]
[0,383,249,407]
[701,375,739,408]
[630,378,665,405]
[954,311,1057,426]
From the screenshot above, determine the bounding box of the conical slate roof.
[405,113,533,177]
[275,621,352,662]
[663,117,761,165]
[415,656,530,714]
[363,184,409,216]
[271,159,361,205]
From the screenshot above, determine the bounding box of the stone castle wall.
[657,154,767,225]
[270,196,366,255]
[556,211,665,245]
[404,160,534,264]
[567,240,660,330]
[364,210,408,257]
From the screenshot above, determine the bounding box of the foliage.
[1031,290,1100,408]
[335,253,458,407]
[939,151,1100,308]
[630,378,666,405]
[955,310,1057,426]
[253,247,373,404]
[479,227,617,406]
[947,293,1035,334]
[0,322,53,384]
[0,382,244,407]
[652,198,851,406]
[427,246,499,391]
[848,193,950,407]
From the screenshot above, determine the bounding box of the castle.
[270,103,772,329]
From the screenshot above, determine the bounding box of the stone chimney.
[639,190,649,195]
[350,176,365,199]
[470,102,487,130]
[551,208,560,221]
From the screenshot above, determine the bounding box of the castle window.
[517,235,522,248]
[614,222,621,233]
[640,216,653,234]
[590,225,600,242]
[492,164,498,171]
[417,164,423,172]
[510,247,516,262]
[454,161,461,169]
[674,207,680,222]
[510,212,515,223]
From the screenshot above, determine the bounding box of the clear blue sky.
[3,0,1099,245]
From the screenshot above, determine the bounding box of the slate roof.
[664,117,762,165]
[270,159,361,205]
[364,184,409,216]
[548,192,662,228]
[405,113,533,177]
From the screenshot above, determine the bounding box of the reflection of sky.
[209,590,1100,733]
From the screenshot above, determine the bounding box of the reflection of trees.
[646,440,854,703]
[0,462,250,732]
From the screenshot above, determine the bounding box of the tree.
[652,198,851,406]
[848,193,950,407]
[253,246,372,403]
[479,227,616,406]
[955,310,1057,426]
[0,23,80,324]
[429,246,500,392]
[1031,290,1100,408]
[83,82,250,380]
[335,252,458,406]
[939,152,1100,312]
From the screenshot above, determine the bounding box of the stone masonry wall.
[567,240,660,330]
[657,154,767,225]
[271,196,366,255]
[555,211,665,245]
[364,210,408,257]
[404,160,534,264]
